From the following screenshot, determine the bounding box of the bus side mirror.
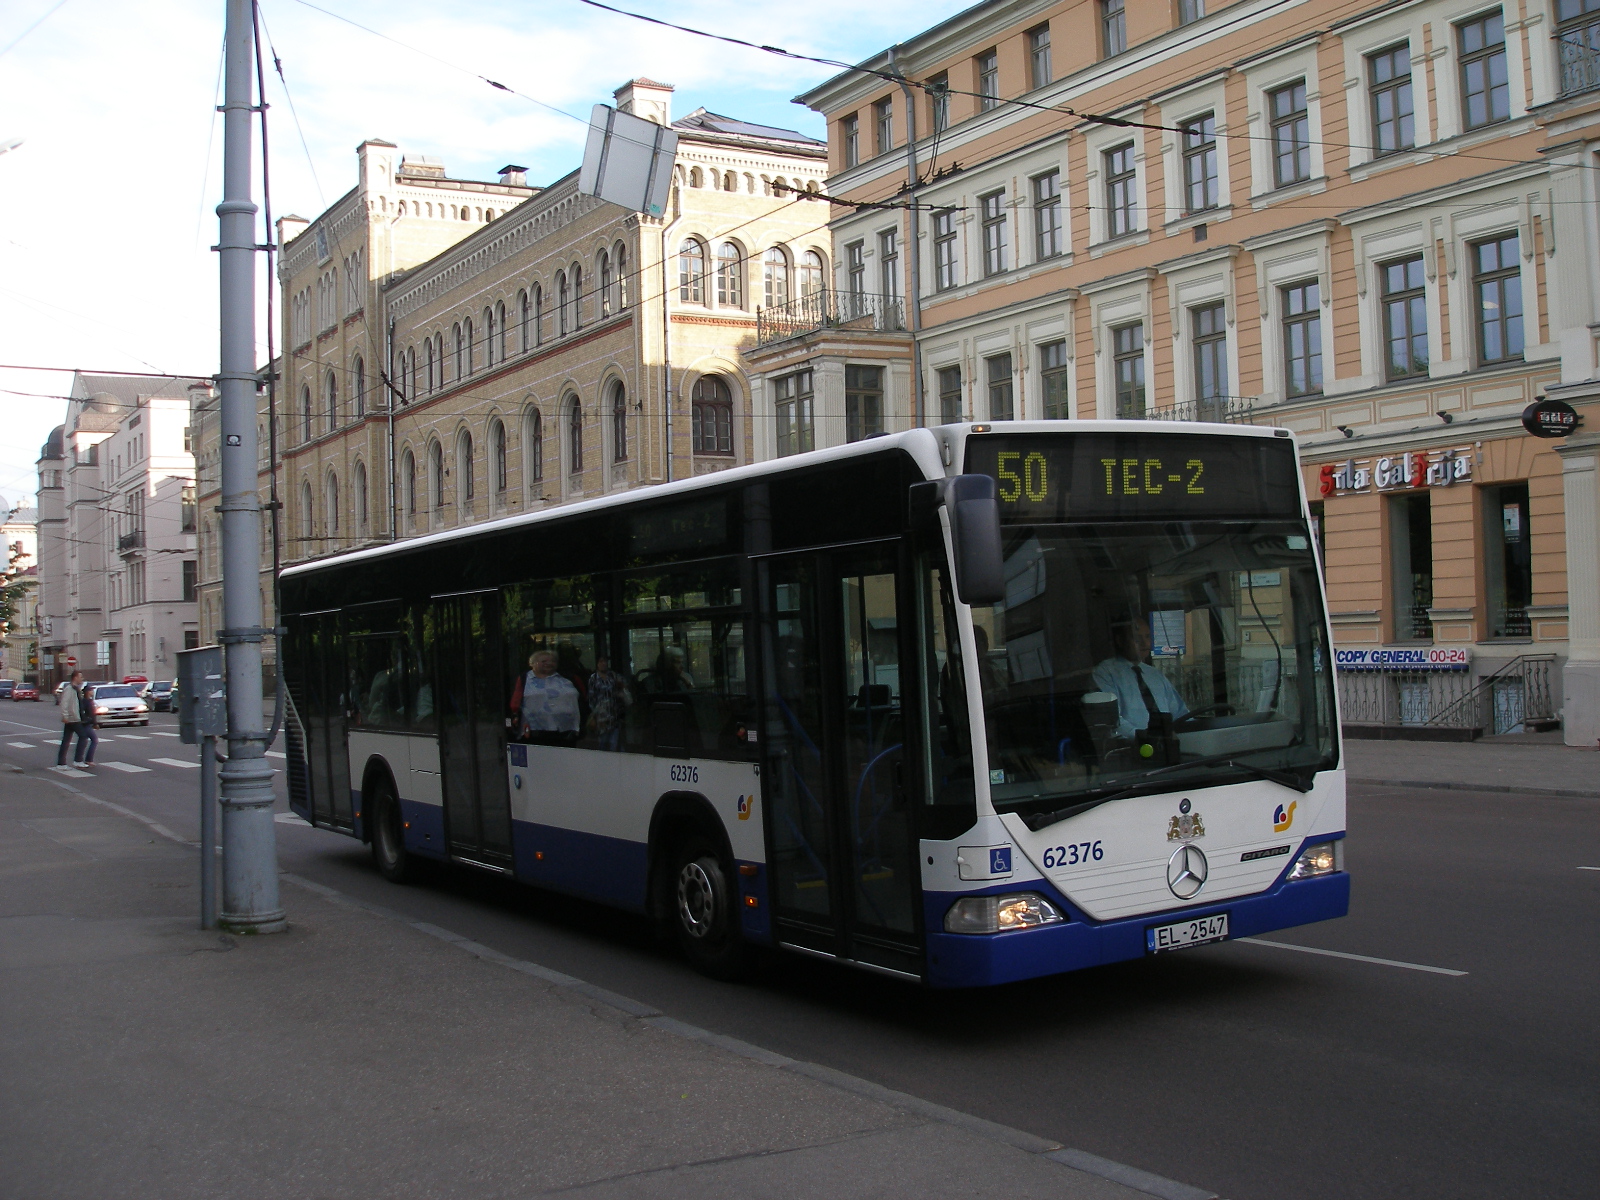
[945,474,1005,606]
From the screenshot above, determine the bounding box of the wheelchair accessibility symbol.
[990,846,1012,874]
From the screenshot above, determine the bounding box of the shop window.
[1485,482,1532,638]
[1389,492,1433,641]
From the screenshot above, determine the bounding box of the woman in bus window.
[586,654,632,751]
[511,650,581,745]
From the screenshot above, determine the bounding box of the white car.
[85,683,150,727]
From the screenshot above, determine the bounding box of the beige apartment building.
[761,0,1600,745]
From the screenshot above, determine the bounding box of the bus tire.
[670,834,748,980]
[370,779,421,885]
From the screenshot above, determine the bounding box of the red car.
[12,682,40,701]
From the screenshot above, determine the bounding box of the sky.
[0,0,970,513]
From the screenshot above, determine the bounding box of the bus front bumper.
[923,871,1349,989]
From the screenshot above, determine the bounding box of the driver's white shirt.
[1091,657,1190,739]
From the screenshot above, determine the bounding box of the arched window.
[354,460,368,528]
[464,317,475,374]
[354,356,366,417]
[800,250,825,298]
[524,408,543,486]
[533,284,544,345]
[496,301,506,361]
[325,370,339,432]
[428,441,444,511]
[518,290,529,352]
[556,272,568,336]
[426,339,436,393]
[300,385,312,444]
[567,398,583,477]
[484,307,495,367]
[408,347,418,402]
[724,171,736,192]
[716,243,742,308]
[610,381,628,462]
[401,449,416,518]
[691,375,734,456]
[491,418,507,494]
[614,242,628,309]
[434,333,444,381]
[599,251,612,317]
[763,247,791,308]
[457,429,475,512]
[453,322,464,378]
[571,264,584,330]
[689,165,703,187]
[300,480,314,541]
[679,238,706,303]
[325,472,340,534]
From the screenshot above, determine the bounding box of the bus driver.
[1092,619,1188,740]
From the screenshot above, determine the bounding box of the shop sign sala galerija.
[1318,446,1474,496]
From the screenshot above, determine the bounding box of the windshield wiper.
[1018,749,1313,832]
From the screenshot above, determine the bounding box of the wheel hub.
[677,861,716,939]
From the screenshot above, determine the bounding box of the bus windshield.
[971,520,1336,817]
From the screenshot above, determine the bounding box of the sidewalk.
[0,766,1206,1200]
[1343,734,1600,798]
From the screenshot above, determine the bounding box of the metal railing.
[117,530,145,552]
[1118,395,1257,424]
[1425,654,1557,735]
[1558,30,1600,97]
[756,289,907,346]
[1337,654,1557,734]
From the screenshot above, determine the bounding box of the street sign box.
[178,645,227,743]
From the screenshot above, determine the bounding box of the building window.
[1102,0,1126,57]
[845,365,884,441]
[326,472,340,534]
[763,247,791,308]
[1104,142,1137,238]
[716,243,743,307]
[519,289,531,350]
[1474,232,1523,364]
[1181,114,1218,212]
[985,353,1014,421]
[1270,81,1311,187]
[1039,340,1069,419]
[598,254,612,318]
[426,339,436,393]
[979,190,1008,276]
[402,450,416,518]
[571,265,584,330]
[1282,280,1323,396]
[691,375,734,455]
[800,250,825,297]
[937,365,963,424]
[874,98,894,155]
[1485,482,1532,638]
[615,242,629,310]
[556,274,568,336]
[678,238,706,303]
[300,481,313,541]
[182,559,197,603]
[1112,323,1145,417]
[567,401,583,477]
[355,460,368,527]
[1191,302,1228,401]
[300,385,312,444]
[1028,24,1052,89]
[533,286,544,345]
[429,442,444,510]
[1390,492,1433,641]
[842,114,860,168]
[354,356,365,416]
[846,241,866,296]
[1381,255,1429,380]
[977,49,999,111]
[453,321,464,375]
[325,371,338,432]
[933,209,959,291]
[774,370,814,457]
[878,228,900,298]
[464,317,475,374]
[1179,0,1205,24]
[611,382,628,462]
[524,410,543,486]
[1459,13,1509,129]
[491,421,507,493]
[1369,44,1414,156]
[929,74,950,133]
[181,484,197,532]
[1032,171,1062,260]
[1557,0,1600,95]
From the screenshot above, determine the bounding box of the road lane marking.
[99,761,152,773]
[1579,866,1600,871]
[265,750,286,759]
[119,734,151,740]
[1240,937,1467,976]
[7,741,35,748]
[149,757,199,769]
[151,731,179,737]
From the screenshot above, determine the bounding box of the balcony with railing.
[1116,395,1257,424]
[756,289,906,347]
[116,529,145,554]
[1558,28,1600,97]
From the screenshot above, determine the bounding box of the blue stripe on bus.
[923,871,1350,988]
[400,799,447,858]
[512,821,651,912]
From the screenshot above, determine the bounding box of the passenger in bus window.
[586,654,632,751]
[511,650,581,745]
[1092,620,1188,739]
[648,645,695,692]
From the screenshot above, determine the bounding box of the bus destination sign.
[965,433,1302,523]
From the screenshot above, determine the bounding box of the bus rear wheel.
[370,780,421,884]
[671,835,748,980]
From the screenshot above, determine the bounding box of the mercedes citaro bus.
[280,421,1347,986]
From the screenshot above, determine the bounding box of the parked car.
[54,681,70,703]
[85,683,150,727]
[12,682,40,701]
[0,680,15,699]
[144,680,175,711]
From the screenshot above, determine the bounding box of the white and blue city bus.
[280,421,1347,986]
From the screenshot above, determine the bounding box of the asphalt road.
[3,702,1595,1200]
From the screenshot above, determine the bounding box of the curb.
[1351,776,1600,800]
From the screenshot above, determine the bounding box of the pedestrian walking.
[56,671,98,766]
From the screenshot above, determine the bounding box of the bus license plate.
[1147,913,1229,954]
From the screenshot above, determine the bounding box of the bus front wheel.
[370,780,421,885]
[671,836,747,979]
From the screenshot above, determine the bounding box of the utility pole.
[215,0,285,934]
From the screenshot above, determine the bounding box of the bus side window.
[503,577,599,746]
[403,605,434,732]
[349,634,406,730]
[923,564,976,831]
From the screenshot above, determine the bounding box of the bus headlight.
[944,893,1065,934]
[1288,841,1339,880]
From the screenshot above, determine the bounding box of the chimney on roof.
[498,164,528,187]
[614,78,673,126]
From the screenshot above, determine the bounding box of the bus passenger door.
[760,543,922,977]
[291,611,352,832]
[431,592,513,868]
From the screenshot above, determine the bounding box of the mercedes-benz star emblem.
[1167,843,1209,899]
